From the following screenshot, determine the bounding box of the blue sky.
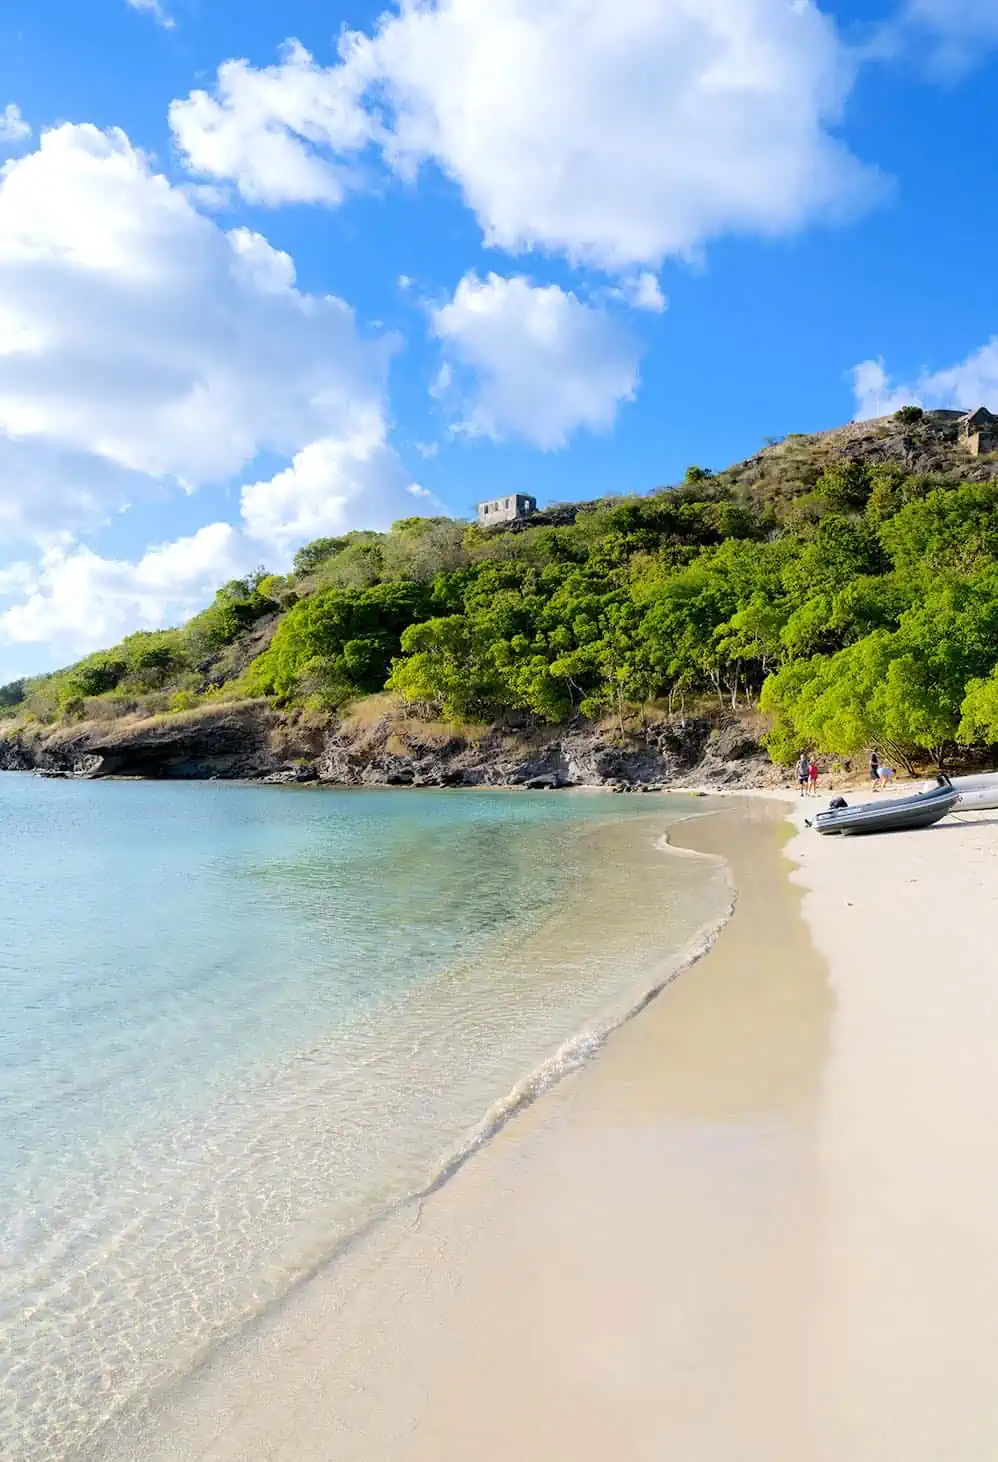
[1,0,997,681]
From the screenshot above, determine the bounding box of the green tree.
[960,672,998,745]
[0,679,25,710]
[880,483,998,576]
[65,653,129,698]
[763,575,998,767]
[293,537,348,577]
[247,581,434,705]
[185,574,277,659]
[388,616,502,720]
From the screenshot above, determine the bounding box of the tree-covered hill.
[6,405,998,773]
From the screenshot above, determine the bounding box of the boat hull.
[815,786,959,836]
[921,772,998,812]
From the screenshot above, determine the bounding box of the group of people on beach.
[795,754,820,796]
[867,749,896,790]
[796,749,897,796]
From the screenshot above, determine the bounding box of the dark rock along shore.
[0,702,782,792]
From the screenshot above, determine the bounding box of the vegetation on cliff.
[5,409,998,770]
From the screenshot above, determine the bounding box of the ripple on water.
[0,781,728,1461]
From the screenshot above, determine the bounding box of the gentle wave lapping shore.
[111,793,998,1462]
[1,782,733,1462]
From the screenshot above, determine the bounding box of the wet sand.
[118,796,998,1460]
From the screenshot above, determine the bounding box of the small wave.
[80,807,737,1462]
[411,816,735,1203]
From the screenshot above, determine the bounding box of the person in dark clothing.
[869,749,880,790]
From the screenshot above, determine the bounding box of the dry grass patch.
[42,699,270,746]
[339,692,403,732]
[340,693,486,752]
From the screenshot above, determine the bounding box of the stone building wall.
[477,494,537,525]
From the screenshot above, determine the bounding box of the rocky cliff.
[0,700,781,792]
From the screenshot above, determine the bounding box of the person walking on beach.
[808,757,820,796]
[796,753,809,797]
[869,748,880,790]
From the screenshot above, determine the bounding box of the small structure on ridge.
[959,407,998,457]
[477,493,537,526]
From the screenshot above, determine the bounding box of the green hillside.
[6,406,998,771]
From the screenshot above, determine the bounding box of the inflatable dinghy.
[814,780,958,836]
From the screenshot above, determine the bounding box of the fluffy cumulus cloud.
[0,121,432,674]
[613,273,668,314]
[240,412,427,551]
[0,123,402,535]
[170,41,373,206]
[850,358,914,419]
[0,525,248,656]
[171,0,880,273]
[431,272,641,449]
[852,340,998,420]
[0,104,30,145]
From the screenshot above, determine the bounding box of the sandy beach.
[112,792,998,1462]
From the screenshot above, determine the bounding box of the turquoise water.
[0,776,728,1460]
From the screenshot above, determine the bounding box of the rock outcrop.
[1,701,781,791]
[0,703,288,781]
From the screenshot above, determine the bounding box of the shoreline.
[54,793,732,1462]
[103,797,809,1462]
[93,792,998,1459]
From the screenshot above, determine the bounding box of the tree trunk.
[878,738,916,777]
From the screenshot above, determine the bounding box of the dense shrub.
[18,460,998,768]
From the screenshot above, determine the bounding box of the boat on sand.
[921,771,998,812]
[814,781,958,836]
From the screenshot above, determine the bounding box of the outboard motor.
[829,796,848,810]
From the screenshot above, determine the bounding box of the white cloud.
[852,339,998,420]
[916,339,998,409]
[170,1,880,273]
[126,0,175,29]
[0,120,441,677]
[851,358,914,419]
[170,40,374,206]
[613,272,668,314]
[179,181,232,211]
[885,1,998,75]
[0,104,30,146]
[431,271,640,449]
[0,524,249,655]
[0,560,33,599]
[0,121,402,543]
[240,413,438,552]
[0,433,441,666]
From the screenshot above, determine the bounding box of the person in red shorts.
[808,757,819,796]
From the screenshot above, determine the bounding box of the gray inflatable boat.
[813,779,958,836]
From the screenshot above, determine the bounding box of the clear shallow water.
[0,776,728,1460]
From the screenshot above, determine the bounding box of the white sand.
[783,794,998,1457]
[118,795,998,1461]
